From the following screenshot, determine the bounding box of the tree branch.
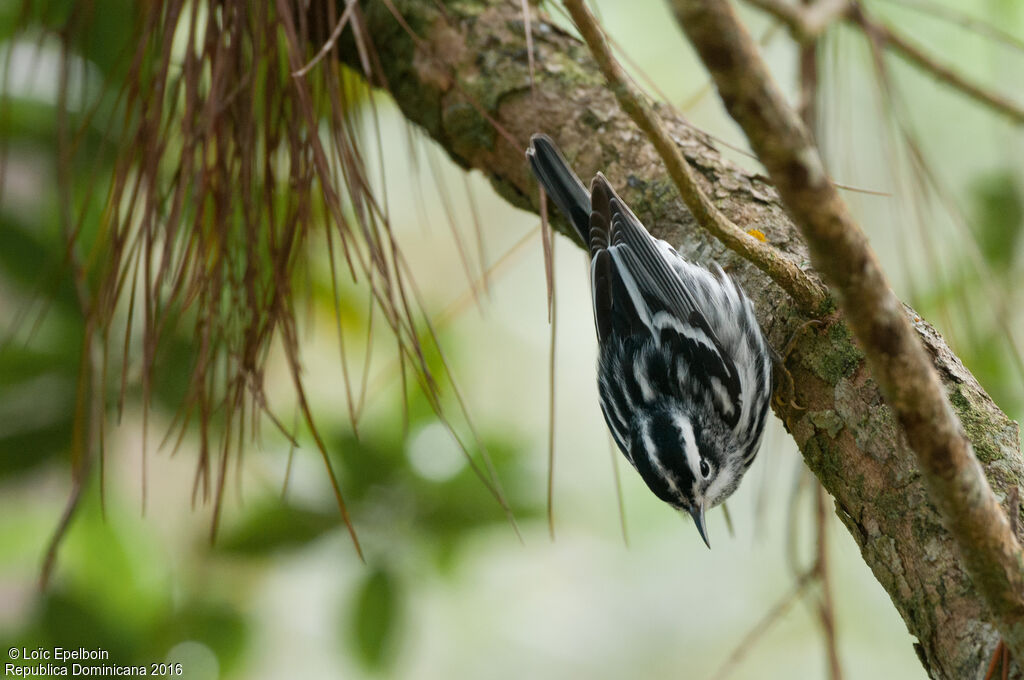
[744,0,851,41]
[562,0,828,315]
[669,0,1024,668]
[848,3,1024,126]
[332,1,1024,676]
[742,0,1024,125]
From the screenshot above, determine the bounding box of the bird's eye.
[699,459,710,478]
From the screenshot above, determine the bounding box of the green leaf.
[347,568,401,671]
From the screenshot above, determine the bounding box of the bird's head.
[630,407,739,548]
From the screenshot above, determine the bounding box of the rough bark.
[329,1,1024,677]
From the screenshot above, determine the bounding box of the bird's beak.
[689,504,710,549]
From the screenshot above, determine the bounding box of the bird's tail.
[526,134,591,244]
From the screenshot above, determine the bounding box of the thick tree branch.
[332,1,1024,676]
[670,0,1024,667]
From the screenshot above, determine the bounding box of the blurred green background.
[1,0,1023,678]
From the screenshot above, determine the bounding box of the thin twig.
[562,0,829,316]
[41,27,102,590]
[873,0,1024,56]
[985,642,1004,680]
[744,0,851,41]
[291,0,357,76]
[852,3,1024,126]
[815,484,844,680]
[742,0,1024,125]
[607,435,629,547]
[800,27,844,679]
[721,502,735,537]
[539,189,555,321]
[797,0,819,132]
[280,408,299,500]
[546,232,557,541]
[709,570,815,680]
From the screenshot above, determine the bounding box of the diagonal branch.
[847,3,1024,126]
[562,0,828,315]
[669,0,1024,665]
[742,0,1024,125]
[744,0,851,41]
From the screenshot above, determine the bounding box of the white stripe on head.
[672,412,701,483]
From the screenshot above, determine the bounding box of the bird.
[526,133,773,547]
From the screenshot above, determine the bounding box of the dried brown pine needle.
[29,0,527,583]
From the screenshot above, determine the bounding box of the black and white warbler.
[526,134,773,547]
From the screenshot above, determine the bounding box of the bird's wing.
[590,174,742,426]
[589,176,647,343]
